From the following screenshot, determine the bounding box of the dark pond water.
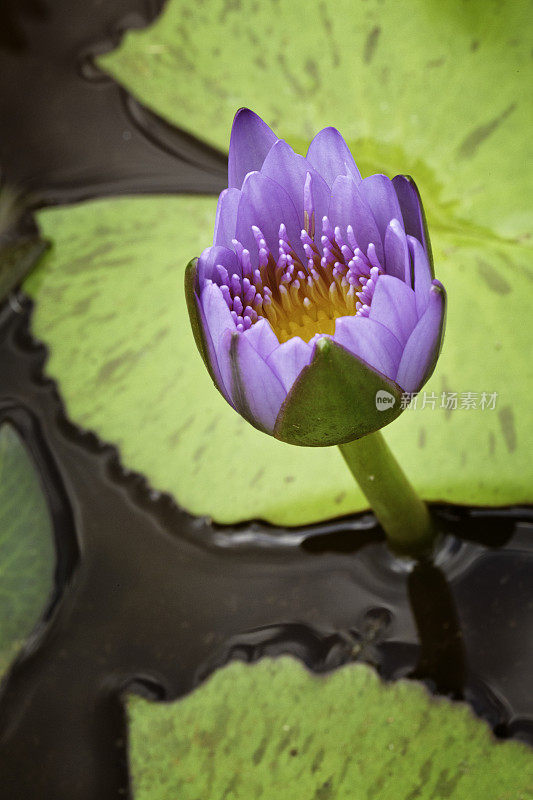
[0,2,531,799]
[0,0,227,205]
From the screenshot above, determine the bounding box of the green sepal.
[0,236,49,303]
[274,338,404,447]
[184,257,217,383]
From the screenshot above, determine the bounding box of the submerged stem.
[339,431,435,556]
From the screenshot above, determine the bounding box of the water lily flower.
[186,109,446,446]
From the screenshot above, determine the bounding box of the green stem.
[339,431,435,557]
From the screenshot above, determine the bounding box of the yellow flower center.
[261,264,363,343]
[219,218,383,343]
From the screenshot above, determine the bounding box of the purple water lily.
[186,109,446,446]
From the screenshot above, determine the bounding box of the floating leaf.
[127,658,533,800]
[99,0,531,242]
[0,423,55,676]
[24,191,533,525]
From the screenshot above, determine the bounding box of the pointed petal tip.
[228,109,278,189]
[267,336,313,394]
[306,127,362,187]
[316,125,348,143]
[185,255,199,277]
[430,279,447,327]
[233,107,260,123]
[230,108,269,136]
[198,245,212,263]
[429,278,447,314]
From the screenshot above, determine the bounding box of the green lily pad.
[0,423,55,677]
[22,0,533,524]
[24,192,532,525]
[99,0,531,242]
[127,658,533,800]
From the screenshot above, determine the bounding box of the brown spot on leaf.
[193,444,206,462]
[457,104,516,159]
[363,26,381,64]
[426,56,445,68]
[311,746,325,773]
[252,733,268,765]
[250,467,264,485]
[219,0,241,23]
[96,350,140,383]
[314,777,334,799]
[498,406,516,452]
[433,767,461,797]
[477,260,511,294]
[318,2,339,66]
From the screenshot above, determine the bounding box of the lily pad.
[99,0,531,242]
[24,191,532,524]
[0,423,55,676]
[127,658,533,800]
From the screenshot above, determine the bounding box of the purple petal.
[333,315,403,381]
[369,274,418,345]
[214,328,235,408]
[409,235,432,317]
[198,282,237,404]
[199,281,236,350]
[214,188,240,248]
[392,175,433,272]
[197,245,241,285]
[194,291,234,405]
[228,108,278,189]
[328,176,383,262]
[229,332,287,433]
[261,140,330,231]
[359,174,404,247]
[267,336,313,392]
[306,127,362,188]
[395,280,446,392]
[242,317,279,360]
[384,219,410,283]
[235,171,304,265]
